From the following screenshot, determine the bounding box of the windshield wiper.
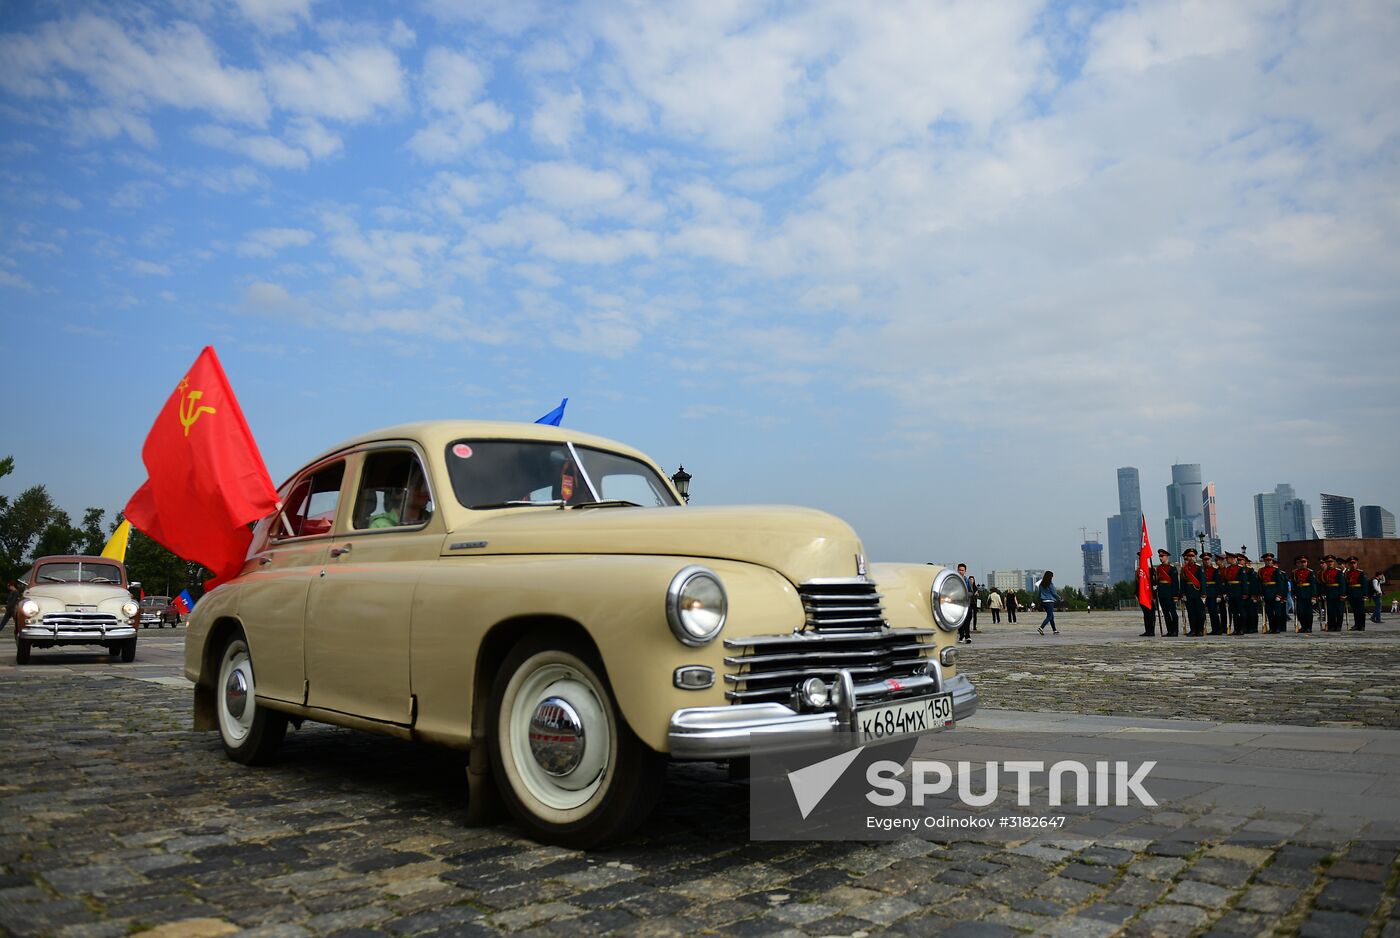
[467,500,566,510]
[87,577,114,583]
[572,500,642,509]
[39,575,67,582]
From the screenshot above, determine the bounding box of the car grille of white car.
[722,578,937,706]
[40,612,121,631]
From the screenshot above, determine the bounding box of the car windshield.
[141,597,170,607]
[34,561,124,585]
[445,440,679,510]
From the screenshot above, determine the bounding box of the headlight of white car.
[666,565,727,646]
[121,601,139,619]
[931,569,970,631]
[19,598,40,619]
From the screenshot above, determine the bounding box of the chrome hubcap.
[225,670,248,719]
[528,696,585,777]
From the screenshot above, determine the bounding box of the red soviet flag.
[124,346,278,587]
[1136,514,1155,610]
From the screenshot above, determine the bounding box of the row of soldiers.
[1144,548,1372,636]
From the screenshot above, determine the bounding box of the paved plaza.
[2,618,1398,937]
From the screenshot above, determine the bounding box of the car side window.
[276,461,346,539]
[352,450,434,530]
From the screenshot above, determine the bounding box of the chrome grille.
[39,612,121,631]
[799,578,886,632]
[723,627,937,705]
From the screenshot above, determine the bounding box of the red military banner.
[1136,514,1155,610]
[124,346,278,587]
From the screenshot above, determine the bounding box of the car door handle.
[329,544,352,557]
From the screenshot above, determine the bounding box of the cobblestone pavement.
[2,629,1399,937]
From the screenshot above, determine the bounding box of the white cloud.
[530,87,584,148]
[475,207,659,264]
[237,227,315,257]
[407,47,512,162]
[194,125,308,168]
[267,45,405,121]
[131,259,171,276]
[233,0,318,34]
[0,14,270,123]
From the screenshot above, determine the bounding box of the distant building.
[1279,488,1313,543]
[1320,494,1358,538]
[1081,540,1108,592]
[988,570,1024,591]
[1106,515,1125,583]
[1024,570,1046,592]
[1111,468,1142,587]
[1253,493,1281,558]
[1164,463,1202,559]
[1360,506,1396,539]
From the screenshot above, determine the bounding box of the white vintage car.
[16,555,141,663]
[185,421,977,846]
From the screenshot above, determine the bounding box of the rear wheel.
[489,635,664,848]
[216,634,287,764]
[16,638,30,664]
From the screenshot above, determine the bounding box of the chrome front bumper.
[19,624,137,642]
[668,670,979,760]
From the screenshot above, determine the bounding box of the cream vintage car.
[16,555,141,663]
[185,421,977,846]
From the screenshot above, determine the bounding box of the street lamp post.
[670,465,691,503]
[1197,532,1205,558]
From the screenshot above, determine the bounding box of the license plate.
[857,692,954,743]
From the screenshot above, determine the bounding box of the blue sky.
[2,0,1398,586]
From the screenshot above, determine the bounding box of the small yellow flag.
[102,520,132,562]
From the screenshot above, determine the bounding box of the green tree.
[0,457,64,581]
[80,508,107,556]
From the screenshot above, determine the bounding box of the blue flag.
[535,398,567,426]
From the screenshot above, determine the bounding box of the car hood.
[25,583,131,606]
[443,505,865,585]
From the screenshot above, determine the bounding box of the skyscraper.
[1360,506,1396,539]
[1082,538,1107,591]
[1111,468,1142,585]
[1164,463,1202,560]
[1253,493,1281,557]
[1276,484,1312,543]
[1320,494,1357,538]
[1201,482,1222,555]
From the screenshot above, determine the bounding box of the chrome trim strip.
[724,627,935,649]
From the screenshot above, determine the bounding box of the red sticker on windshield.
[452,444,473,458]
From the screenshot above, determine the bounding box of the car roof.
[288,421,659,486]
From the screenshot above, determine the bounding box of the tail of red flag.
[123,346,279,588]
[1136,514,1154,609]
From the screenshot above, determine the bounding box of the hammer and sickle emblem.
[177,377,217,436]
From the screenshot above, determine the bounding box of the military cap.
[1261,552,1274,560]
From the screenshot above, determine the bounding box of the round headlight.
[121,601,139,619]
[931,570,970,631]
[666,565,727,646]
[19,598,40,619]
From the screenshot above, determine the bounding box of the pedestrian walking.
[1,579,23,633]
[1373,573,1386,623]
[968,575,980,632]
[956,563,973,645]
[1037,571,1061,635]
[988,588,1003,624]
[1006,591,1018,623]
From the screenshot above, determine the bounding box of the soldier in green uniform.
[1346,556,1368,631]
[1180,547,1205,636]
[1240,556,1262,634]
[1259,553,1288,633]
[1154,548,1180,637]
[1203,553,1224,634]
[1321,556,1345,631]
[1223,553,1244,634]
[1292,555,1316,632]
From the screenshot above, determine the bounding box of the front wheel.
[16,638,30,664]
[216,634,287,765]
[489,636,664,849]
[119,638,137,663]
